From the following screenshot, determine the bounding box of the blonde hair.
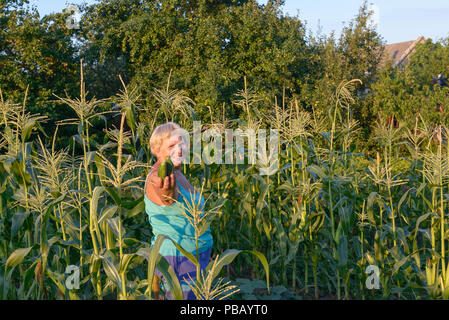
[150,122,181,156]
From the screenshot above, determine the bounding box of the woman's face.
[156,133,183,168]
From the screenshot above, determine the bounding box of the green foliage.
[78,0,310,124]
[0,1,79,123]
[2,0,448,152]
[2,0,449,301]
[300,1,384,142]
[372,38,449,129]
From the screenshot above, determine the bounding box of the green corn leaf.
[393,256,410,275]
[169,240,199,267]
[136,235,181,300]
[307,165,327,180]
[337,235,348,267]
[205,249,270,293]
[125,197,145,218]
[98,205,118,224]
[105,187,121,206]
[94,153,107,186]
[155,255,183,300]
[106,216,124,239]
[22,119,36,141]
[119,253,136,275]
[244,250,270,293]
[6,247,33,268]
[46,268,69,297]
[205,249,241,279]
[90,186,106,252]
[398,187,412,214]
[11,209,30,238]
[101,255,123,292]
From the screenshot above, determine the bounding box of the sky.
[29,0,449,44]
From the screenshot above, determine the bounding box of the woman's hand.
[158,173,176,205]
[148,162,177,205]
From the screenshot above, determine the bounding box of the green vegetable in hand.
[158,156,174,179]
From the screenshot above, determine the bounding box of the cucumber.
[158,156,174,179]
[158,162,166,179]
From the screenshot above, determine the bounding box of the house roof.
[382,36,426,68]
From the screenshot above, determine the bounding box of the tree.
[371,37,449,127]
[300,1,384,142]
[0,0,79,130]
[78,0,310,124]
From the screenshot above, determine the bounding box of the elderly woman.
[144,122,213,300]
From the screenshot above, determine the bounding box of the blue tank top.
[143,171,213,255]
